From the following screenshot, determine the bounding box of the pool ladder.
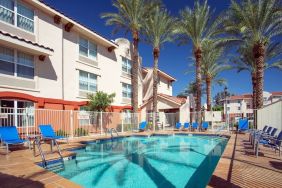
[108,128,119,139]
[34,137,63,168]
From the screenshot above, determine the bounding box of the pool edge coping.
[35,132,231,187]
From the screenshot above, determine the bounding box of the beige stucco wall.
[257,100,282,131]
[158,76,172,96]
[0,1,173,109]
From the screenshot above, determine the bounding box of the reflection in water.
[54,136,227,188]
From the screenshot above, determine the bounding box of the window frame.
[121,57,132,75]
[79,37,98,61]
[122,83,132,99]
[0,46,35,79]
[0,0,34,33]
[79,70,98,93]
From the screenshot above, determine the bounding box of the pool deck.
[0,131,281,188]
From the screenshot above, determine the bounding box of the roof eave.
[0,33,53,56]
[32,0,118,49]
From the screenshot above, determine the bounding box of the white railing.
[1,108,261,139]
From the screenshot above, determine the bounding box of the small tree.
[87,91,115,112]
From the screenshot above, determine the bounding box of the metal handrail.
[34,137,47,168]
[109,128,119,138]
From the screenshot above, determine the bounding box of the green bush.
[56,129,68,137]
[74,128,88,136]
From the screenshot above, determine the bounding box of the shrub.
[56,129,68,137]
[74,128,88,136]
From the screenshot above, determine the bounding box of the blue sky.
[43,0,282,99]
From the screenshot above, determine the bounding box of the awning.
[0,30,53,56]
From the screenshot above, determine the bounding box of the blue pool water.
[50,135,228,188]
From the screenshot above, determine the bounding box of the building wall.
[225,99,253,115]
[0,0,175,111]
[257,100,282,131]
[158,76,172,96]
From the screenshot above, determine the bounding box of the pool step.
[45,161,65,172]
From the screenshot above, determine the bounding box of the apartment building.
[224,91,282,120]
[0,0,177,113]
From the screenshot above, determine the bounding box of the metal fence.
[0,107,259,139]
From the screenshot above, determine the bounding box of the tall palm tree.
[178,0,226,121]
[101,0,157,112]
[201,41,231,111]
[143,6,177,123]
[233,41,282,109]
[225,0,282,109]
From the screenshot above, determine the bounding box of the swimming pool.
[49,135,228,188]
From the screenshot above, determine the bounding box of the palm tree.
[225,0,282,109]
[143,6,177,125]
[101,0,157,112]
[201,41,231,111]
[233,41,282,110]
[178,0,226,121]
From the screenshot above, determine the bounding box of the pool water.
[50,135,228,188]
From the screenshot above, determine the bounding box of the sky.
[43,0,282,100]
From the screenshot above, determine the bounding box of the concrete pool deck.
[0,131,281,188]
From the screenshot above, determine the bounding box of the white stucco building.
[0,0,183,113]
[224,91,282,120]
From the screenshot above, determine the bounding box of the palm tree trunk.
[152,48,160,113]
[251,72,257,109]
[206,75,212,111]
[132,30,139,113]
[153,48,160,128]
[251,71,257,129]
[194,48,202,123]
[253,43,265,109]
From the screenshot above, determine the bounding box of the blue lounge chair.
[256,131,282,157]
[262,125,268,132]
[264,126,273,135]
[39,124,66,141]
[192,122,198,131]
[183,123,190,130]
[238,118,249,132]
[175,122,182,130]
[0,126,29,153]
[134,121,147,132]
[202,122,209,130]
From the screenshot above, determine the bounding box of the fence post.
[153,112,156,132]
[100,111,103,135]
[70,110,74,139]
[121,113,124,133]
[25,112,29,136]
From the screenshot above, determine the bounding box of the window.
[0,0,34,32]
[122,83,132,98]
[0,99,34,127]
[79,37,97,60]
[122,57,132,75]
[167,81,170,89]
[237,107,241,110]
[79,70,97,92]
[0,46,34,79]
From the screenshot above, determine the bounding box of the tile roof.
[39,0,117,47]
[142,67,176,81]
[0,30,54,52]
[158,93,186,104]
[271,92,282,96]
[227,94,253,100]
